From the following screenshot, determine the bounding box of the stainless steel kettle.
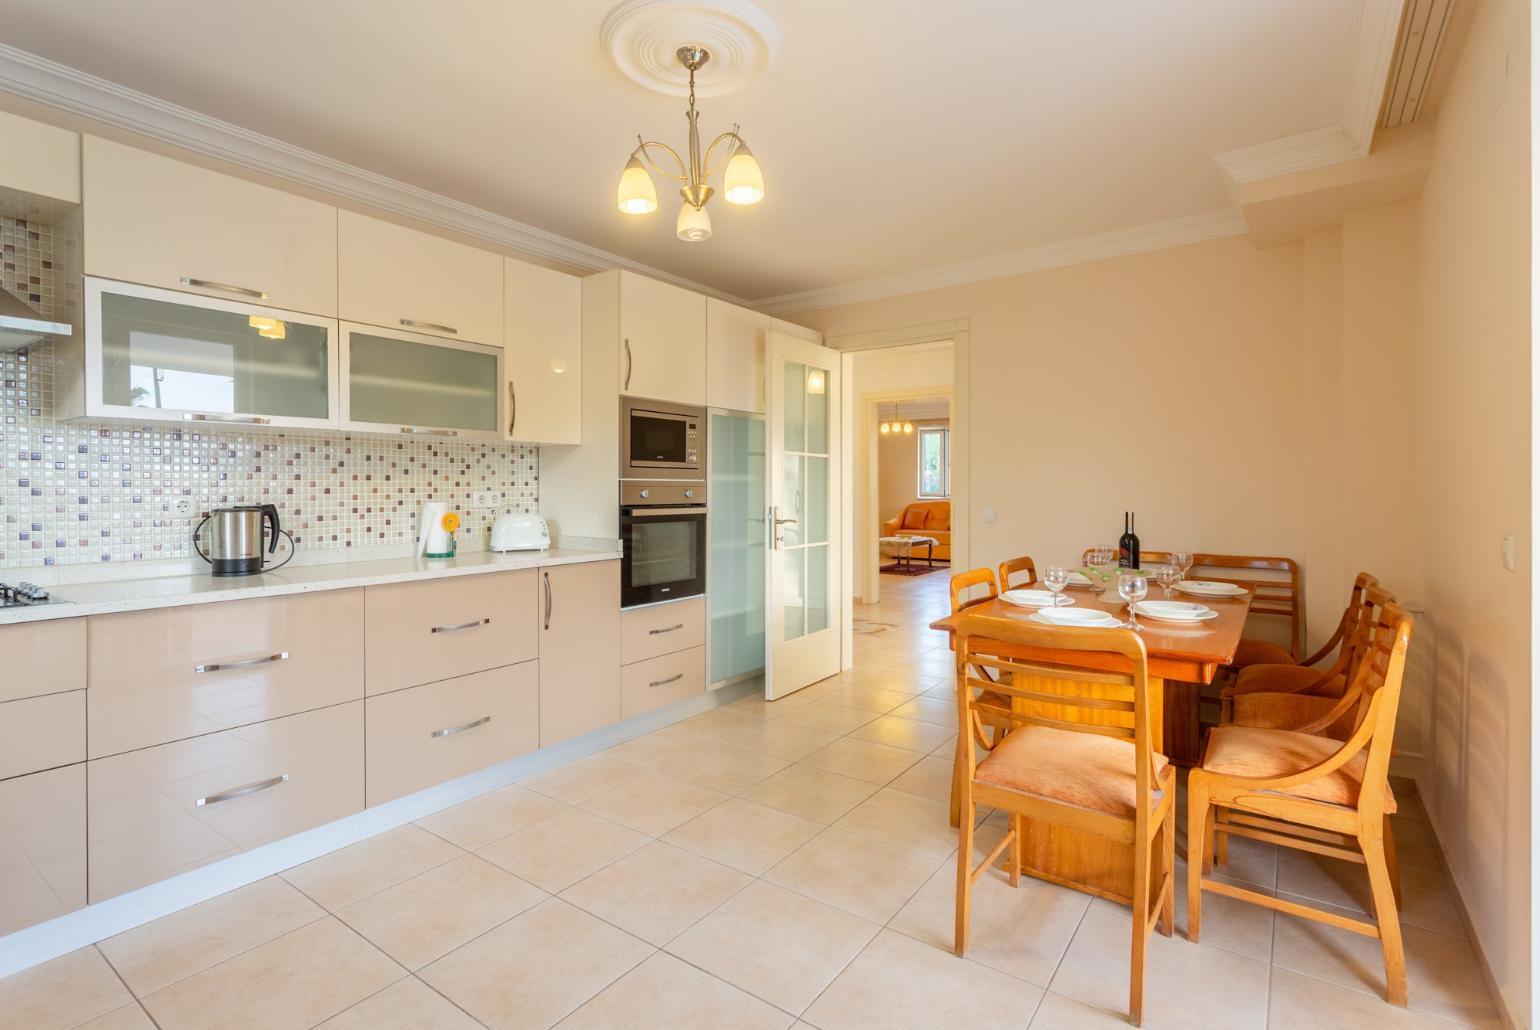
[194,504,295,576]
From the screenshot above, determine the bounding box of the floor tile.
[522,754,640,804]
[726,690,822,719]
[804,928,1042,1030]
[1168,867,1275,963]
[1389,815,1445,872]
[99,876,324,996]
[848,714,956,753]
[1027,992,1130,1027]
[0,947,135,1030]
[800,737,922,785]
[416,784,567,851]
[739,764,881,823]
[889,694,959,727]
[555,951,791,1030]
[1204,830,1279,890]
[560,840,750,945]
[820,684,918,714]
[1275,849,1465,938]
[140,917,403,1030]
[283,824,463,911]
[336,853,546,969]
[765,826,943,924]
[708,718,844,761]
[420,898,651,1030]
[1267,966,1478,1030]
[477,806,649,893]
[75,1005,157,1030]
[854,668,946,696]
[579,770,728,836]
[603,725,705,769]
[655,742,791,793]
[663,797,822,875]
[317,977,480,1029]
[777,700,883,734]
[835,787,959,858]
[887,754,956,803]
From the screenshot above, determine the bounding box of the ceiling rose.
[600,0,781,98]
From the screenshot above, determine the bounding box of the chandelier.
[615,45,765,242]
[879,403,914,435]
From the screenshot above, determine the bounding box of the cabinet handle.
[648,673,685,688]
[508,381,517,435]
[196,773,289,808]
[180,276,268,300]
[431,618,490,634]
[624,338,633,392]
[430,715,492,739]
[195,651,289,674]
[649,624,684,636]
[400,318,458,335]
[543,571,553,629]
[399,426,459,436]
[184,413,271,425]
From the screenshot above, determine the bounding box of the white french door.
[766,331,843,699]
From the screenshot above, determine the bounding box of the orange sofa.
[882,501,952,561]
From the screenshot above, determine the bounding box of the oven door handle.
[623,507,708,517]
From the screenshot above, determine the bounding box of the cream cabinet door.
[83,136,338,316]
[0,764,85,937]
[538,560,621,746]
[706,298,769,413]
[0,111,79,204]
[504,259,581,444]
[338,210,503,345]
[619,271,706,404]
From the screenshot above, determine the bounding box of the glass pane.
[99,292,329,418]
[919,429,947,497]
[782,454,803,547]
[783,547,805,641]
[630,520,698,586]
[806,544,829,633]
[806,455,828,544]
[782,361,806,452]
[708,413,766,684]
[349,332,498,431]
[805,366,829,454]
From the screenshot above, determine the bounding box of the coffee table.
[878,534,937,572]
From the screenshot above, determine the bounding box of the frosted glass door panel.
[345,326,500,435]
[777,359,833,645]
[707,413,766,686]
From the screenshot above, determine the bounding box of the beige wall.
[878,419,949,529]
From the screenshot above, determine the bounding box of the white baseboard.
[0,679,758,980]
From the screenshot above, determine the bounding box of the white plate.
[1175,580,1247,598]
[1030,608,1121,628]
[1065,571,1093,586]
[1001,589,1073,608]
[1134,600,1218,622]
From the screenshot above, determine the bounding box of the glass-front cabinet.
[83,277,338,428]
[340,322,503,439]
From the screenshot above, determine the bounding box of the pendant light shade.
[617,155,658,214]
[903,421,914,434]
[879,421,891,434]
[676,202,712,242]
[723,144,765,205]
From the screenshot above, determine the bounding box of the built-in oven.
[621,397,703,480]
[620,480,707,608]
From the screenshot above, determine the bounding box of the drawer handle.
[400,318,458,335]
[649,673,685,688]
[400,426,460,437]
[431,715,492,738]
[184,413,272,425]
[648,624,684,636]
[196,773,289,808]
[195,651,290,674]
[431,618,490,634]
[180,276,268,300]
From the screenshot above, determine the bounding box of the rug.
[879,561,945,577]
[853,620,895,636]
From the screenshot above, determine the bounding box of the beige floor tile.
[804,928,1042,1030]
[781,676,848,701]
[560,840,750,945]
[578,769,729,836]
[477,806,649,892]
[555,952,791,1030]
[1027,992,1131,1027]
[337,853,546,969]
[1268,966,1477,1030]
[655,742,791,794]
[0,947,135,1030]
[522,754,640,804]
[820,684,918,714]
[420,898,651,1030]
[283,824,463,911]
[416,784,567,851]
[835,787,959,859]
[765,826,944,923]
[602,725,702,769]
[739,764,880,823]
[1389,814,1445,872]
[100,876,324,996]
[854,668,947,696]
[777,700,883,734]
[889,694,959,726]
[892,862,1088,986]
[887,755,956,803]
[726,690,822,719]
[663,797,822,875]
[141,917,403,1030]
[1274,849,1466,938]
[800,737,922,785]
[1204,830,1279,889]
[848,714,956,753]
[708,718,843,761]
[1169,867,1275,963]
[317,977,480,1029]
[667,880,879,1013]
[75,1005,157,1030]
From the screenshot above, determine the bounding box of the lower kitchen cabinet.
[621,645,705,720]
[0,764,85,937]
[538,560,621,746]
[365,662,540,806]
[365,570,538,696]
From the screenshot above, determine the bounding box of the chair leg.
[1200,803,1215,875]
[1186,780,1210,944]
[1362,830,1408,1007]
[1214,807,1230,866]
[1383,814,1402,907]
[949,731,965,828]
[1009,813,1022,888]
[1129,835,1151,1026]
[1159,801,1176,937]
[954,794,975,957]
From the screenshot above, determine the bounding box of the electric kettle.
[194,504,295,576]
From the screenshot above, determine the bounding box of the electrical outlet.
[473,491,494,510]
[174,498,194,517]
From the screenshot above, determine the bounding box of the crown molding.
[0,43,748,304]
[1211,126,1364,186]
[752,209,1247,315]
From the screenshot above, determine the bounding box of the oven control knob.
[639,489,650,499]
[684,489,694,498]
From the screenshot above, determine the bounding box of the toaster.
[490,513,550,552]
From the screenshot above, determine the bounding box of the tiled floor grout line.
[89,944,165,1030]
[322,910,500,1029]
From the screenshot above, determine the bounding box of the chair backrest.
[1301,572,1379,667]
[950,567,999,613]
[998,555,1037,591]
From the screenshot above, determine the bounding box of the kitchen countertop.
[0,547,621,626]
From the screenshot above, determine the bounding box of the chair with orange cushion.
[997,555,1037,591]
[1188,599,1414,1007]
[947,568,1013,826]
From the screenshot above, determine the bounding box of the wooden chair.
[998,555,1038,591]
[946,568,1011,827]
[950,566,999,612]
[1188,600,1414,1006]
[954,613,1175,1026]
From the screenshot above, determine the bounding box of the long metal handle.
[399,426,459,436]
[624,338,633,391]
[648,673,685,688]
[543,571,552,630]
[184,413,271,425]
[196,773,289,808]
[507,381,517,435]
[195,651,289,674]
[430,715,491,739]
[180,276,267,300]
[626,507,710,517]
[649,624,684,636]
[431,618,490,634]
[399,318,458,335]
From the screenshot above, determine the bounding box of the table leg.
[1161,680,1204,766]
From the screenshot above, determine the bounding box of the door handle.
[543,571,553,629]
[623,338,633,391]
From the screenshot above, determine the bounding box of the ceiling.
[0,1,1364,304]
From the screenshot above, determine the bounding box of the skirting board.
[0,677,760,980]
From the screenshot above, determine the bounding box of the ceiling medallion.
[600,0,781,98]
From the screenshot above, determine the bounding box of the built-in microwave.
[620,397,704,480]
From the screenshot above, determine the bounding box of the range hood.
[0,285,71,349]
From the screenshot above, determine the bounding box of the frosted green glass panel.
[783,548,805,641]
[782,454,803,548]
[708,412,766,684]
[807,544,829,633]
[782,361,806,452]
[805,368,829,454]
[805,455,828,544]
[349,332,498,431]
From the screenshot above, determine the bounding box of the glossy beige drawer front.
[88,702,363,903]
[366,662,539,806]
[0,618,86,704]
[365,570,537,695]
[0,691,84,780]
[88,590,364,759]
[0,764,86,937]
[621,597,706,665]
[621,646,706,720]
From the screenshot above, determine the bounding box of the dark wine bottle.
[1119,511,1141,569]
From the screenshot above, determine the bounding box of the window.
[917,426,951,498]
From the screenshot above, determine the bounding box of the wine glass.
[1171,551,1194,583]
[1044,565,1070,607]
[1087,547,1116,596]
[1118,571,1149,631]
[1155,563,1181,598]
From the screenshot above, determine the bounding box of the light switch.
[981,506,997,524]
[1500,533,1517,571]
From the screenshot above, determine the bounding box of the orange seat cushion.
[1228,637,1297,669]
[1231,693,1355,741]
[974,724,1168,820]
[1201,725,1394,812]
[1224,663,1345,699]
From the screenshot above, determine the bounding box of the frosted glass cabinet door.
[342,322,503,438]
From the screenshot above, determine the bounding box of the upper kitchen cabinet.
[706,298,770,413]
[586,269,704,405]
[0,111,80,206]
[341,321,502,439]
[504,259,581,444]
[337,210,502,346]
[83,136,337,316]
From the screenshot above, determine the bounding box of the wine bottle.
[1119,511,1141,569]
